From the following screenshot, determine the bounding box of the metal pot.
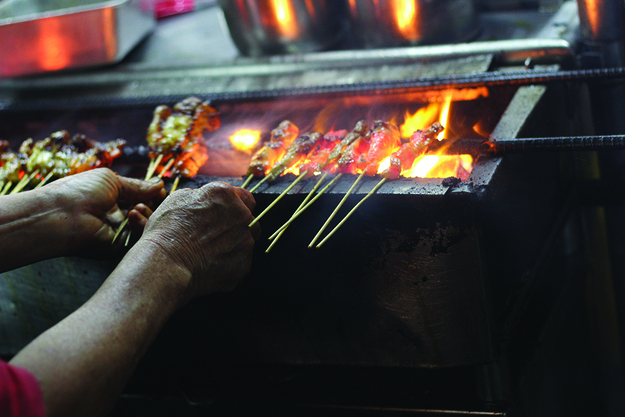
[346,0,480,48]
[218,0,348,56]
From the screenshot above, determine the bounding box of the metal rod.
[429,135,625,155]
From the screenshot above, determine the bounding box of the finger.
[134,203,154,219]
[116,176,165,204]
[129,208,150,229]
[234,187,256,212]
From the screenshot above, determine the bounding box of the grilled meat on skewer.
[246,120,299,178]
[380,123,444,179]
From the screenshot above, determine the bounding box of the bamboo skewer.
[34,171,55,189]
[112,218,129,245]
[249,176,270,193]
[158,158,175,179]
[269,173,342,240]
[145,154,163,181]
[170,176,181,193]
[265,171,328,253]
[268,171,328,241]
[0,182,12,196]
[241,174,254,189]
[10,170,39,194]
[316,178,387,248]
[309,171,365,248]
[249,171,308,228]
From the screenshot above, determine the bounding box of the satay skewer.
[316,123,444,247]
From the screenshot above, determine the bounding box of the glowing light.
[393,0,420,41]
[39,18,70,71]
[271,0,299,39]
[230,129,261,153]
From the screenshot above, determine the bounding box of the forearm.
[10,241,192,417]
[0,189,72,272]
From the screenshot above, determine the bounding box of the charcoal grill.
[0,2,619,415]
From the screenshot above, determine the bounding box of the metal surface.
[217,0,347,56]
[0,0,155,77]
[431,134,625,155]
[347,0,479,48]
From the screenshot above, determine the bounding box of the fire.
[398,94,472,179]
[393,0,420,41]
[438,93,453,140]
[230,129,261,153]
[271,0,299,39]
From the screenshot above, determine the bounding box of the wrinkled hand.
[46,168,166,256]
[139,182,260,297]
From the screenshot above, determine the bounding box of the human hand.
[138,182,260,299]
[45,168,166,256]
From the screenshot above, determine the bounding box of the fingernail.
[149,177,162,184]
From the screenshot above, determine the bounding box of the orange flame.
[393,0,420,41]
[271,0,299,39]
[399,94,472,180]
[230,129,261,153]
[438,93,453,140]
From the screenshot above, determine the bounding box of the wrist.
[115,239,195,312]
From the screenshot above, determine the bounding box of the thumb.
[116,176,165,204]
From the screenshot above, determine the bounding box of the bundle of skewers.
[144,96,220,189]
[242,119,445,251]
[0,131,125,196]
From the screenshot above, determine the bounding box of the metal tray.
[0,0,155,78]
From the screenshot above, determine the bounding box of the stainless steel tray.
[0,0,155,77]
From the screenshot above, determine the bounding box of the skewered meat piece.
[246,120,299,178]
[172,143,209,178]
[299,130,347,177]
[323,121,369,173]
[146,96,220,157]
[337,125,373,175]
[0,140,9,154]
[362,121,402,176]
[380,123,444,179]
[266,132,324,181]
[21,131,126,178]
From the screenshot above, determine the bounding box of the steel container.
[218,0,347,56]
[0,0,155,78]
[347,0,480,48]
